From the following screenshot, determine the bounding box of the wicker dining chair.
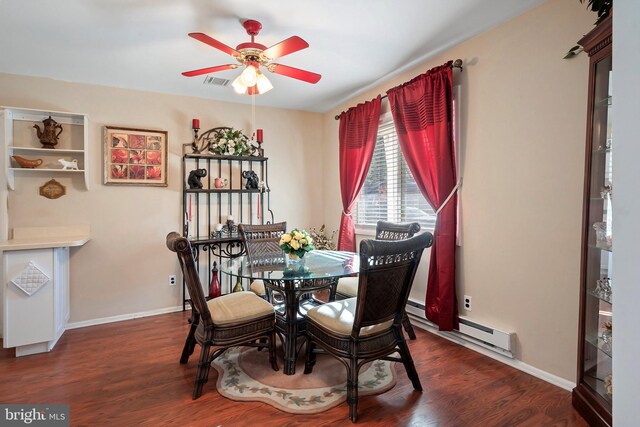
[304,232,433,422]
[336,220,421,339]
[238,222,287,299]
[166,232,278,399]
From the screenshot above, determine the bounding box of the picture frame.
[103,126,168,186]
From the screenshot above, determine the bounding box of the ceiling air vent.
[203,76,230,87]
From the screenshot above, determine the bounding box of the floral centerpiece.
[208,128,252,156]
[279,228,315,260]
[309,224,337,250]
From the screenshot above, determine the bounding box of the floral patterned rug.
[211,346,397,414]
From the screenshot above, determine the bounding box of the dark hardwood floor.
[0,311,587,426]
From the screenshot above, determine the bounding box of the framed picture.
[104,126,168,186]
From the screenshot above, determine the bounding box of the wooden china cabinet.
[572,15,613,427]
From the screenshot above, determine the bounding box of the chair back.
[375,220,420,241]
[238,222,287,261]
[166,232,213,326]
[353,232,433,334]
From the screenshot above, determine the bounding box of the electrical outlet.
[169,275,177,286]
[463,295,472,311]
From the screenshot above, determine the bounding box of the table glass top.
[220,250,359,281]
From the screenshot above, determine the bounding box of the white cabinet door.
[3,248,56,348]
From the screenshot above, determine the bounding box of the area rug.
[211,346,397,414]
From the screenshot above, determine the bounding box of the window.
[355,115,437,229]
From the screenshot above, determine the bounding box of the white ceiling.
[0,0,544,113]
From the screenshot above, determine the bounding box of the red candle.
[192,118,200,129]
[256,128,263,142]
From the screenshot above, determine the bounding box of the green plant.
[582,0,612,24]
[564,0,612,59]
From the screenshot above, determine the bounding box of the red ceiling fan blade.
[270,64,321,84]
[188,32,240,57]
[182,64,237,77]
[262,36,309,60]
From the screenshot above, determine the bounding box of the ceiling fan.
[182,19,321,95]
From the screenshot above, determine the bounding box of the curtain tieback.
[342,210,352,217]
[435,178,462,215]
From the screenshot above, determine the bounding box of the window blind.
[356,120,437,229]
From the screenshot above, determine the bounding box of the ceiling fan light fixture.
[240,65,258,86]
[231,75,247,94]
[256,71,273,94]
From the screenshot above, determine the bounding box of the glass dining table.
[220,250,359,375]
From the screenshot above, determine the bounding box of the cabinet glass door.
[582,54,612,408]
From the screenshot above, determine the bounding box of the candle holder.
[191,127,200,153]
[252,128,264,157]
[211,224,223,239]
[209,218,238,239]
[223,218,238,235]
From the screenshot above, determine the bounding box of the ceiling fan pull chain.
[252,94,256,139]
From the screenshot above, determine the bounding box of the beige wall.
[1,0,598,384]
[322,0,593,381]
[0,74,324,322]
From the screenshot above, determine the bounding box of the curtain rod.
[334,59,463,120]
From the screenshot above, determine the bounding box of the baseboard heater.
[405,299,515,358]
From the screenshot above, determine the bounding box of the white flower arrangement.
[308,225,337,250]
[208,128,252,156]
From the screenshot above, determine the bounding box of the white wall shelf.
[9,169,86,173]
[2,106,90,190]
[9,146,86,154]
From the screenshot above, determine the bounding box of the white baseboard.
[66,305,184,330]
[407,313,576,392]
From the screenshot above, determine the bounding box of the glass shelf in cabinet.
[586,334,612,358]
[589,196,608,202]
[587,289,612,305]
[593,146,611,153]
[583,368,613,403]
[588,243,612,253]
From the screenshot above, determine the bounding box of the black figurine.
[242,170,259,189]
[187,168,207,189]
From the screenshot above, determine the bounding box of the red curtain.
[337,96,381,251]
[387,62,459,331]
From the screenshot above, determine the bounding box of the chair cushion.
[306,298,393,337]
[336,276,359,297]
[250,279,266,296]
[207,291,274,326]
